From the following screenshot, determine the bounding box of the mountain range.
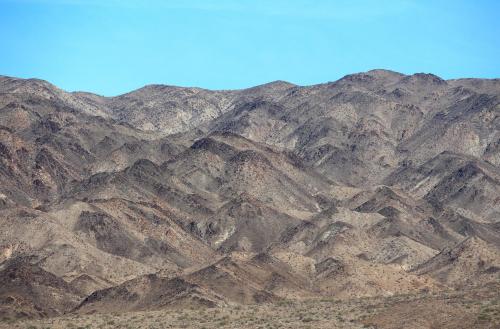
[0,69,499,319]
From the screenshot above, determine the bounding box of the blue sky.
[1,0,499,96]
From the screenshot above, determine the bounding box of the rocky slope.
[0,70,498,318]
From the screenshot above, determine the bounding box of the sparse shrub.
[478,313,491,321]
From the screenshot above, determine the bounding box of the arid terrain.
[0,69,499,328]
[2,284,500,329]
